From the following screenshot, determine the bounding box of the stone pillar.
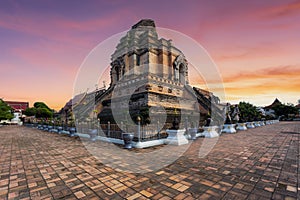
[124,55,129,78]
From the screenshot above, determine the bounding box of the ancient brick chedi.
[72,19,221,127]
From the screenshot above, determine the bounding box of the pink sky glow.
[0,0,299,110]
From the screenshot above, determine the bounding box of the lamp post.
[97,118,100,136]
[86,117,91,130]
[52,109,54,126]
[157,119,160,139]
[185,116,188,133]
[137,116,141,142]
[107,121,110,138]
[64,109,68,130]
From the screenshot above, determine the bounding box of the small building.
[3,101,28,125]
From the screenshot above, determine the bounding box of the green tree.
[34,102,51,110]
[35,107,52,118]
[25,102,54,119]
[0,100,14,121]
[238,102,260,122]
[273,104,298,118]
[24,107,36,116]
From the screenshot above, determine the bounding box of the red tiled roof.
[5,101,29,111]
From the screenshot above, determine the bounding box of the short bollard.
[188,128,197,140]
[89,129,97,141]
[43,125,48,131]
[123,133,134,149]
[69,127,76,137]
[57,126,63,134]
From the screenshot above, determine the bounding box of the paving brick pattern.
[0,122,299,199]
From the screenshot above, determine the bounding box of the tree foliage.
[0,100,14,121]
[24,102,53,119]
[238,102,260,122]
[24,107,36,116]
[273,104,298,118]
[35,107,52,118]
[34,102,51,110]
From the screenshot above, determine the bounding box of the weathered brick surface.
[0,122,299,199]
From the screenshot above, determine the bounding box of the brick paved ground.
[0,122,299,200]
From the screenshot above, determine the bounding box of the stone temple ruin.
[68,19,223,134]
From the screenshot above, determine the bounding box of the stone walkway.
[0,122,299,199]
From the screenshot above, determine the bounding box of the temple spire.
[131,19,156,29]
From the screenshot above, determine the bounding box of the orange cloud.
[224,80,300,105]
[214,42,284,62]
[222,65,300,83]
[225,81,300,95]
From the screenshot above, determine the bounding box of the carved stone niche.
[158,85,163,92]
[110,57,125,84]
[173,54,188,85]
[145,84,152,91]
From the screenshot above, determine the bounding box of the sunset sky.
[1,0,300,110]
